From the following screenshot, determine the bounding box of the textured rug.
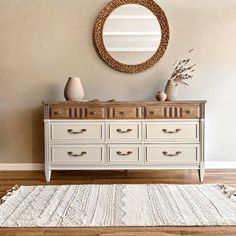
[0,184,236,227]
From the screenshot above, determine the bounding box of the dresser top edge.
[43,100,207,106]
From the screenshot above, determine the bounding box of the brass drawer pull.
[162,128,181,134]
[162,151,182,157]
[117,151,132,156]
[68,151,87,157]
[89,111,96,115]
[67,128,87,134]
[116,128,132,133]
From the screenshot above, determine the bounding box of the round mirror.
[94,0,169,73]
[103,4,161,65]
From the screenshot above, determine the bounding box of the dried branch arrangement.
[171,49,196,86]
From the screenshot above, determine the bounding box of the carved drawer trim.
[145,105,200,119]
[44,101,205,119]
[49,106,106,119]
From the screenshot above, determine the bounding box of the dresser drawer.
[50,122,104,142]
[144,122,199,142]
[145,144,199,163]
[108,122,141,142]
[48,106,106,119]
[83,107,106,119]
[145,105,200,119]
[50,106,70,119]
[108,145,141,164]
[108,106,142,119]
[51,145,104,164]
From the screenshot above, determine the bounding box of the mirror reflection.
[102,4,161,65]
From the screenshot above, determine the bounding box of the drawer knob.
[162,128,181,134]
[67,129,87,134]
[89,111,96,115]
[68,151,87,157]
[116,128,132,133]
[117,151,132,156]
[184,110,191,114]
[119,112,125,117]
[149,111,154,115]
[162,151,182,157]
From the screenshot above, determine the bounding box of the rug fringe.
[0,185,20,205]
[219,184,236,201]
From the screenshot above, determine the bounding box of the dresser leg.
[45,169,51,182]
[199,163,205,183]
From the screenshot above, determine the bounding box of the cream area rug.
[0,184,236,227]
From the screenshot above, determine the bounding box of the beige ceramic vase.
[64,77,84,101]
[165,78,177,101]
[156,92,167,101]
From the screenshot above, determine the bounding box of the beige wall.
[0,0,236,164]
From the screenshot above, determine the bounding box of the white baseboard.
[0,163,44,170]
[0,162,236,170]
[205,162,236,169]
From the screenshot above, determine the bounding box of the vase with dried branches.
[165,49,196,101]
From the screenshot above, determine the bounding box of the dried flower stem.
[170,50,196,86]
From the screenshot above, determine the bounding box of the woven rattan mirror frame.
[94,0,170,73]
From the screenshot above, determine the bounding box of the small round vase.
[64,77,84,101]
[165,78,177,101]
[156,92,167,101]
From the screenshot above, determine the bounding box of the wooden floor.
[0,169,236,236]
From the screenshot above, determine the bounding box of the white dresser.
[44,101,206,182]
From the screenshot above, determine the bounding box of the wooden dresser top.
[43,100,206,120]
[43,100,206,105]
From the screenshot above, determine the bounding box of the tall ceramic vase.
[64,77,84,101]
[165,78,177,101]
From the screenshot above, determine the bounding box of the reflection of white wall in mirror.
[103,4,161,65]
[108,51,155,65]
